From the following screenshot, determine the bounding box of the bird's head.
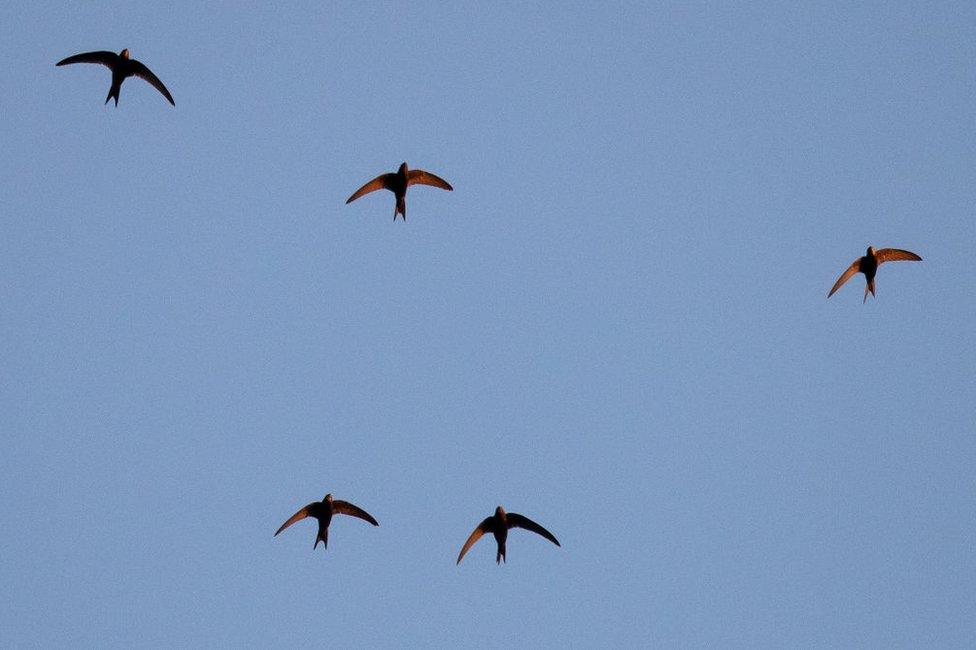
[866,245,876,257]
[120,49,130,60]
[398,162,409,174]
[495,505,506,517]
[323,493,333,504]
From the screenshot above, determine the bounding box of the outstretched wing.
[332,500,379,526]
[875,248,922,265]
[130,60,175,106]
[346,174,397,204]
[456,517,495,565]
[506,513,560,547]
[406,169,453,192]
[828,259,861,298]
[56,51,117,68]
[274,503,316,536]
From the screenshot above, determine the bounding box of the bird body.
[828,245,922,302]
[275,493,378,550]
[56,48,175,106]
[456,505,560,565]
[491,509,508,564]
[346,162,452,221]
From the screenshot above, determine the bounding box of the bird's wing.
[506,513,561,547]
[456,517,495,565]
[406,169,453,191]
[875,248,922,264]
[274,503,316,536]
[130,60,175,106]
[346,174,397,204]
[56,51,117,68]
[332,500,379,526]
[827,259,861,298]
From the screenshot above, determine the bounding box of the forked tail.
[314,527,329,549]
[863,278,875,303]
[105,85,120,106]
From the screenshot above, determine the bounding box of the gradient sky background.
[2,2,975,646]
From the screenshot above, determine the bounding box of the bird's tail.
[863,279,875,303]
[496,541,505,564]
[314,528,328,549]
[395,196,406,221]
[105,85,119,106]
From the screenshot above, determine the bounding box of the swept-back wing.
[130,60,175,105]
[406,169,453,192]
[274,503,315,536]
[506,513,560,547]
[456,517,495,565]
[346,174,397,204]
[331,500,379,526]
[875,248,922,264]
[828,259,861,298]
[56,51,117,68]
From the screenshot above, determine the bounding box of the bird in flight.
[274,493,378,550]
[346,162,452,221]
[456,506,560,565]
[828,245,922,302]
[56,48,175,106]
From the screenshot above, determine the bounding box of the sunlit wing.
[56,51,117,68]
[332,500,379,526]
[274,503,315,536]
[827,259,861,298]
[346,174,397,204]
[875,248,922,265]
[506,513,560,547]
[456,517,495,565]
[406,169,453,192]
[130,60,175,105]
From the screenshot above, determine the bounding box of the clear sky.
[2,2,974,646]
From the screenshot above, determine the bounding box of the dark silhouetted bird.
[828,245,922,302]
[456,506,560,565]
[56,48,175,106]
[274,493,378,550]
[346,162,452,221]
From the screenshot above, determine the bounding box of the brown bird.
[828,245,922,302]
[346,162,452,221]
[456,506,560,565]
[274,493,378,550]
[56,48,175,107]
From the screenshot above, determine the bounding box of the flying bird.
[56,48,175,106]
[346,162,452,221]
[274,493,378,550]
[456,506,560,565]
[828,245,922,302]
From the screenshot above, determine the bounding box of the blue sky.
[2,2,974,646]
